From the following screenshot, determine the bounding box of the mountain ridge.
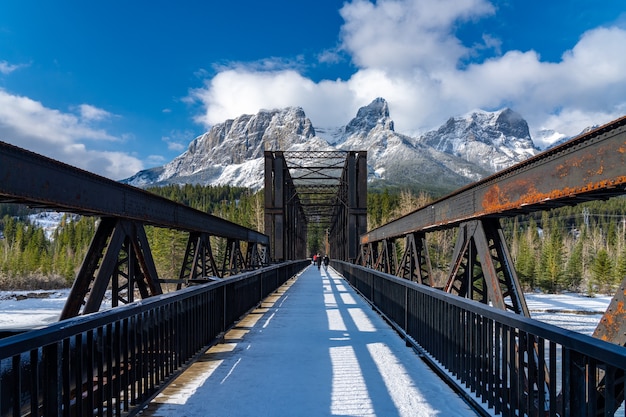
[123,98,542,195]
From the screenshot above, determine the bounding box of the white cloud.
[339,0,494,73]
[77,104,113,122]
[191,69,356,128]
[162,130,193,152]
[0,60,27,75]
[0,89,142,179]
[189,0,626,148]
[147,154,167,165]
[317,48,344,65]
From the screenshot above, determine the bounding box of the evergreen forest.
[1,184,626,297]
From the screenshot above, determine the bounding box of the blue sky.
[1,0,625,179]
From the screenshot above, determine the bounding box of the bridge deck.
[141,265,478,417]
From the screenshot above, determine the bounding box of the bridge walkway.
[140,264,479,417]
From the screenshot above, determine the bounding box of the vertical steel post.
[265,151,286,262]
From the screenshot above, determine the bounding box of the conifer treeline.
[0,185,262,289]
[1,185,626,295]
[0,214,95,289]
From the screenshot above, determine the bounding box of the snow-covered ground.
[0,288,71,330]
[0,288,612,334]
[0,288,111,331]
[525,292,612,336]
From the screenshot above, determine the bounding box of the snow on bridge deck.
[140,264,479,417]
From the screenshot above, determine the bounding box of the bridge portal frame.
[264,150,367,262]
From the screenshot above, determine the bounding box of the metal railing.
[0,261,309,417]
[333,261,626,417]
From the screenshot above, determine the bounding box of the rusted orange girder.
[362,115,626,244]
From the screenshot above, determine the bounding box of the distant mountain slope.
[123,98,539,195]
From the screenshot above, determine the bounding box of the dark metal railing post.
[42,342,62,416]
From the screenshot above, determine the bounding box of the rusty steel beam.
[354,115,626,415]
[594,282,626,344]
[444,219,529,316]
[0,140,269,245]
[361,115,626,244]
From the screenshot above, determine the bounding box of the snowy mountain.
[123,98,539,194]
[417,108,539,173]
[124,107,320,189]
[327,97,490,191]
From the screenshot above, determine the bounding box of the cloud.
[189,0,626,148]
[191,69,356,128]
[76,104,113,122]
[0,60,27,75]
[161,130,193,152]
[338,0,494,73]
[0,89,142,179]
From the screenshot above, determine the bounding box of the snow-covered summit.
[417,108,539,173]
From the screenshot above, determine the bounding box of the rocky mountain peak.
[418,108,538,172]
[344,97,394,135]
[495,108,531,139]
[188,106,315,164]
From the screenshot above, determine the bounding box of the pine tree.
[514,218,540,289]
[538,217,564,293]
[564,237,583,290]
[591,249,614,294]
[614,247,626,291]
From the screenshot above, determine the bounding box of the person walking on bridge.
[316,252,322,270]
[322,254,329,271]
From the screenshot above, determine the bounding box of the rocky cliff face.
[124,107,316,188]
[123,98,539,194]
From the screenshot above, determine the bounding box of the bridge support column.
[177,232,220,289]
[372,238,397,275]
[444,219,529,316]
[60,218,163,319]
[397,232,434,286]
[264,151,308,261]
[330,151,367,262]
[265,152,286,262]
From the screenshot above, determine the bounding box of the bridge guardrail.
[0,260,309,417]
[333,260,626,417]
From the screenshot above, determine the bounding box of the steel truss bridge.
[0,114,626,416]
[264,150,367,262]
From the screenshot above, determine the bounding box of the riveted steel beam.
[60,218,163,319]
[1,141,270,318]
